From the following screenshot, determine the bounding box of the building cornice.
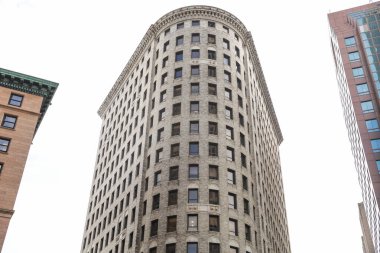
[98,5,283,143]
[0,68,58,134]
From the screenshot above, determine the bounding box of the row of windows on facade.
[151,101,247,127]
[0,93,24,173]
[87,161,253,227]
[152,142,248,166]
[159,64,241,84]
[153,82,246,109]
[85,212,254,253]
[160,19,240,42]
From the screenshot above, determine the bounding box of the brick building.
[0,68,58,251]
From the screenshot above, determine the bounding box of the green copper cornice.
[0,68,59,134]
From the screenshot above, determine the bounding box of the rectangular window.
[164,29,170,36]
[160,90,167,102]
[191,83,200,94]
[223,39,230,49]
[192,20,200,26]
[241,153,247,168]
[190,121,199,134]
[361,101,374,113]
[161,72,168,84]
[189,164,199,179]
[224,71,231,82]
[173,85,182,96]
[225,106,233,119]
[209,142,218,156]
[224,54,231,65]
[163,41,169,52]
[240,133,246,146]
[167,216,177,232]
[168,190,178,205]
[152,194,160,210]
[191,33,200,43]
[172,103,181,116]
[175,51,183,61]
[188,189,198,203]
[171,143,180,157]
[208,50,216,60]
[9,93,23,107]
[209,190,219,205]
[236,62,241,73]
[226,125,234,139]
[209,215,220,231]
[208,83,217,95]
[226,146,235,161]
[157,127,165,142]
[243,198,250,214]
[208,21,215,27]
[187,214,198,231]
[242,175,248,190]
[190,101,199,113]
[245,224,251,241]
[356,83,369,95]
[177,22,184,29]
[344,36,356,47]
[189,142,199,155]
[352,67,364,78]
[208,102,217,114]
[169,166,179,180]
[209,243,220,253]
[175,68,183,78]
[150,220,158,237]
[239,114,244,126]
[191,65,200,76]
[191,49,200,59]
[0,138,10,152]
[230,246,239,253]
[172,122,181,136]
[208,121,218,135]
[187,242,198,253]
[209,165,218,180]
[229,219,238,236]
[154,171,161,186]
[227,169,236,184]
[0,163,3,174]
[149,247,157,253]
[208,66,216,77]
[1,115,17,129]
[366,119,380,132]
[348,51,360,62]
[228,193,237,209]
[223,25,229,33]
[166,243,176,253]
[159,108,166,121]
[371,139,380,152]
[208,34,216,44]
[235,46,240,57]
[225,88,232,100]
[376,160,380,174]
[176,35,184,46]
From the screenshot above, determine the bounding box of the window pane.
[356,83,369,95]
[352,67,364,78]
[187,243,198,253]
[371,139,380,152]
[344,36,356,46]
[348,51,360,61]
[189,164,199,179]
[366,119,380,132]
[361,101,374,113]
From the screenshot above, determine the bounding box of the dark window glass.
[0,138,10,152]
[169,166,179,180]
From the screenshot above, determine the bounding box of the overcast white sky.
[0,0,370,252]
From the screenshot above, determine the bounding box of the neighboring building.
[328,2,380,252]
[0,68,58,251]
[81,6,291,253]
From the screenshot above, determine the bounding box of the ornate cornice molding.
[98,5,283,143]
[0,68,58,135]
